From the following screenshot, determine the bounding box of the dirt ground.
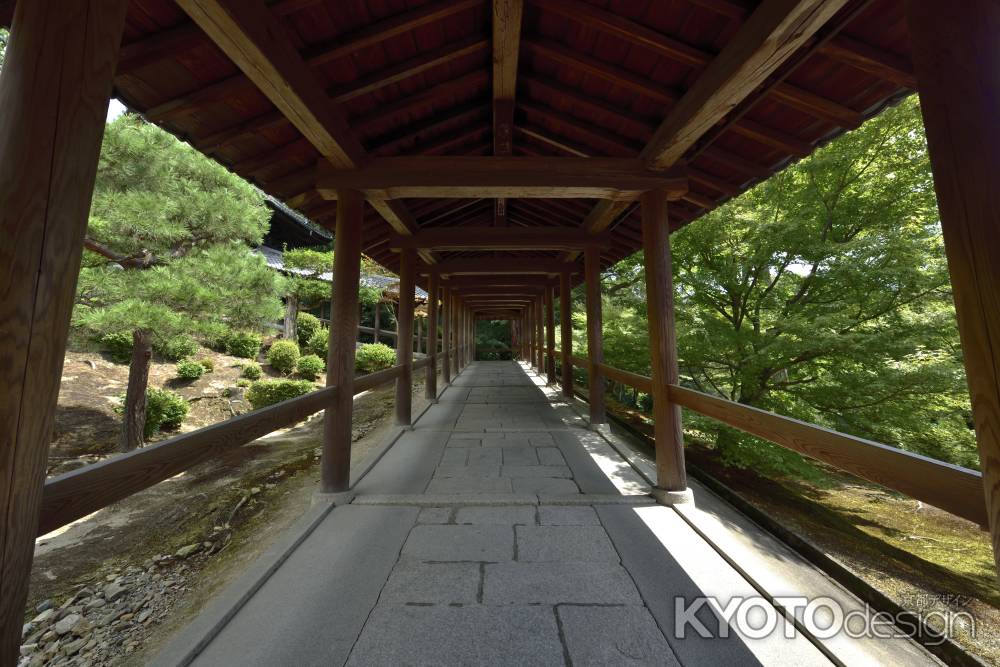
[27,346,431,665]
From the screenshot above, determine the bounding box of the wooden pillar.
[526,305,534,367]
[538,297,546,372]
[441,284,451,383]
[322,190,364,493]
[641,189,686,492]
[585,246,606,426]
[415,316,422,354]
[546,287,556,384]
[0,0,127,658]
[908,0,1000,572]
[372,300,380,344]
[394,249,415,426]
[454,296,462,374]
[425,273,439,399]
[560,272,574,398]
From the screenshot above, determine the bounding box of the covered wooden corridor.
[1,0,998,664]
[153,360,938,666]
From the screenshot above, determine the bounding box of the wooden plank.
[321,190,363,493]
[302,0,483,68]
[817,35,917,90]
[641,191,686,491]
[907,0,1000,567]
[492,0,523,226]
[40,387,336,536]
[317,156,688,200]
[670,385,987,525]
[389,227,610,251]
[584,247,606,425]
[0,0,128,658]
[641,0,850,168]
[394,249,415,425]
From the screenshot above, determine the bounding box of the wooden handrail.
[597,362,653,394]
[558,355,986,525]
[570,355,589,369]
[668,385,986,526]
[39,385,337,535]
[38,357,431,535]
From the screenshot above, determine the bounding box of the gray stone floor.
[157,362,935,667]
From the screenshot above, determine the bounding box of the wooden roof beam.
[641,0,850,169]
[817,35,917,90]
[424,258,580,275]
[317,156,687,201]
[389,227,609,251]
[177,0,433,263]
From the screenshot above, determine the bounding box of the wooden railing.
[38,361,429,536]
[561,356,987,526]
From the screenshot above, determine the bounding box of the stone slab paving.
[161,361,935,666]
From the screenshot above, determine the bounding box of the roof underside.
[2,0,917,289]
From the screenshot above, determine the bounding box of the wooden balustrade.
[562,356,987,526]
[38,359,433,536]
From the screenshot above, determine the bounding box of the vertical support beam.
[372,300,380,344]
[641,189,687,493]
[454,296,462,374]
[560,272,574,398]
[394,249,415,426]
[536,297,545,372]
[0,0,128,657]
[585,246,606,426]
[527,303,535,368]
[322,190,364,493]
[907,0,1000,573]
[442,284,452,383]
[546,286,556,384]
[425,273,439,400]
[415,316,422,354]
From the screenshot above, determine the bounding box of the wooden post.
[538,297,546,372]
[641,189,687,492]
[546,286,556,384]
[526,305,534,368]
[394,249,415,426]
[372,300,380,344]
[0,0,128,658]
[321,189,364,493]
[585,246,606,426]
[908,0,1000,573]
[425,273,439,399]
[453,295,462,374]
[560,272,574,398]
[442,286,452,383]
[283,292,299,341]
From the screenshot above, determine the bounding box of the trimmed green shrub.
[145,388,188,437]
[236,378,252,388]
[267,339,300,374]
[241,361,262,380]
[307,327,328,359]
[156,335,198,361]
[246,379,314,410]
[202,323,231,352]
[176,359,205,381]
[296,354,325,381]
[225,331,262,359]
[296,312,320,347]
[355,342,396,374]
[100,331,133,364]
[198,357,215,372]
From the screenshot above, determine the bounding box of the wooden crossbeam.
[316,157,687,200]
[492,0,523,227]
[424,258,580,275]
[391,227,609,250]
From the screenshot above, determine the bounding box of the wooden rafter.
[424,258,580,275]
[491,0,523,226]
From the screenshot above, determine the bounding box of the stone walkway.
[154,361,940,667]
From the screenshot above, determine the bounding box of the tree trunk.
[283,293,299,341]
[120,329,152,451]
